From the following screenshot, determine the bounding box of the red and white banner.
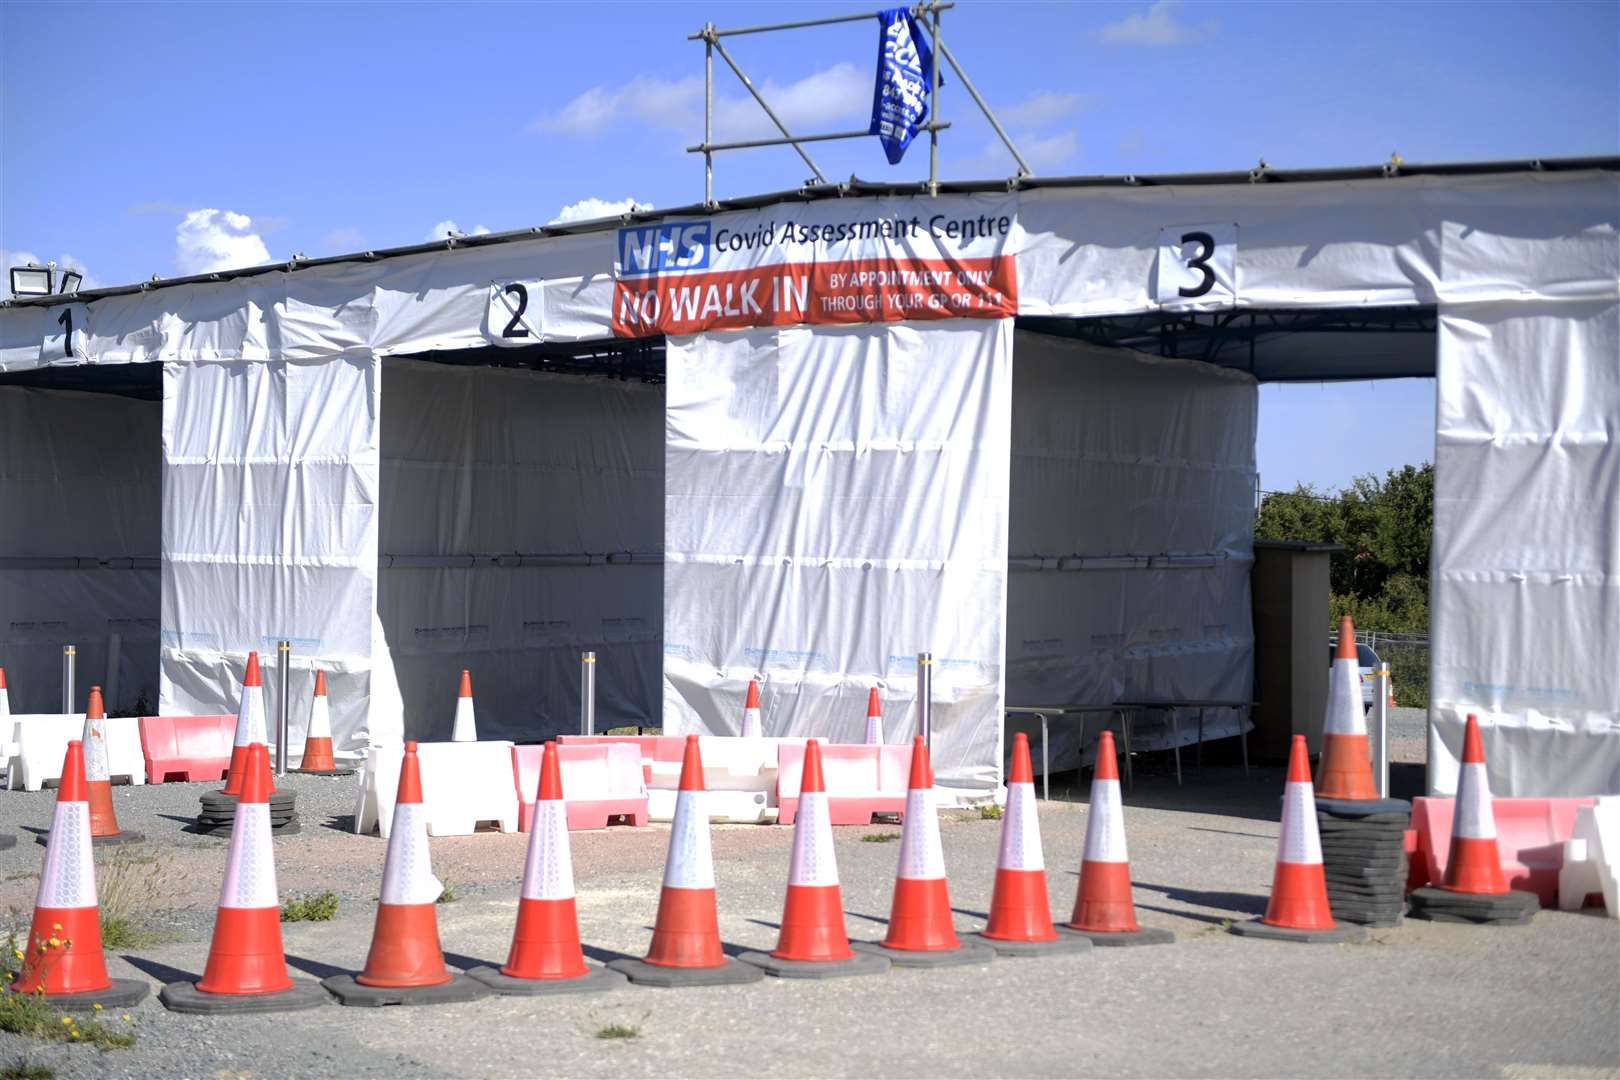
[612,194,1018,337]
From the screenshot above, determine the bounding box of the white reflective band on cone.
[788,791,839,887]
[82,718,111,782]
[36,802,95,909]
[520,799,576,901]
[897,787,946,880]
[0,688,9,717]
[234,690,261,748]
[251,684,270,744]
[997,782,1044,871]
[741,707,762,739]
[1083,779,1129,863]
[379,803,444,905]
[451,697,476,742]
[218,804,280,910]
[1278,781,1324,865]
[865,716,883,745]
[307,695,332,741]
[1454,762,1497,839]
[662,790,716,890]
[1324,660,1367,735]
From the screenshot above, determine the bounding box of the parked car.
[1329,640,1383,706]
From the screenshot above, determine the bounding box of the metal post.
[927,2,942,195]
[1372,665,1391,798]
[704,25,714,206]
[61,645,76,713]
[581,651,597,736]
[276,641,291,777]
[916,651,933,750]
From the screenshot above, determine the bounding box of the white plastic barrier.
[1559,797,1619,917]
[353,740,518,838]
[643,736,805,824]
[7,714,147,791]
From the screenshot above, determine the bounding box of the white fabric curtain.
[663,319,1014,792]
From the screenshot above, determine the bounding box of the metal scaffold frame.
[687,1,1032,205]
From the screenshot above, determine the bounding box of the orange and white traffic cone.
[79,687,142,846]
[324,742,486,1005]
[971,733,1090,957]
[160,744,326,1013]
[1061,730,1173,946]
[858,737,995,967]
[1231,735,1366,942]
[1408,715,1540,923]
[471,742,625,995]
[741,679,763,738]
[740,739,891,978]
[450,669,477,742]
[295,671,348,774]
[221,652,269,796]
[864,689,884,745]
[608,735,763,986]
[1316,616,1378,801]
[10,741,148,1009]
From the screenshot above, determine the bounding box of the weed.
[0,933,135,1049]
[1,1058,53,1080]
[280,891,339,923]
[595,1024,640,1040]
[97,850,173,948]
[977,804,1003,821]
[861,832,900,843]
[436,880,457,904]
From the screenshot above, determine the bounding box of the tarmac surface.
[0,728,1613,1079]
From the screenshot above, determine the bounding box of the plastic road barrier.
[8,714,145,791]
[776,742,910,826]
[354,740,519,838]
[138,715,236,783]
[1408,795,1598,905]
[511,742,649,831]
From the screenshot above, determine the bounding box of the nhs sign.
[617,221,711,277]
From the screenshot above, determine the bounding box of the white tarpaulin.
[377,358,662,741]
[159,357,392,752]
[1006,333,1257,766]
[663,319,1012,792]
[1429,298,1620,796]
[0,386,160,714]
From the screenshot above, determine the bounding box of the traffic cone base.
[467,963,628,996]
[1407,885,1539,925]
[160,978,328,1015]
[322,970,488,1007]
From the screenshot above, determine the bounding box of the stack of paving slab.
[1315,797,1411,927]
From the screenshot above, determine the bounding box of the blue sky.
[4,0,1616,491]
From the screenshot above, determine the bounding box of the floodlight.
[58,269,84,294]
[9,264,52,297]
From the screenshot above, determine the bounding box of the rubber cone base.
[607,956,764,988]
[1058,925,1176,947]
[0,834,14,851]
[964,931,1094,958]
[851,939,997,969]
[1228,919,1368,943]
[1407,886,1539,925]
[159,978,328,1015]
[293,767,356,777]
[466,964,627,997]
[736,949,892,980]
[34,830,146,848]
[10,978,149,1012]
[322,972,489,1007]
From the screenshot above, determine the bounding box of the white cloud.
[425,220,492,241]
[550,197,651,224]
[2,248,99,296]
[995,91,1097,130]
[532,63,867,142]
[1096,1,1215,47]
[175,209,273,275]
[959,130,1079,177]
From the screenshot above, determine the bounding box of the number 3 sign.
[485,281,542,345]
[1155,223,1237,309]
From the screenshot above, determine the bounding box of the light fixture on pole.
[6,261,86,297]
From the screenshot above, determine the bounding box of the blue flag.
[869,8,934,166]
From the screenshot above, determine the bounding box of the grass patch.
[595,1023,640,1040]
[280,890,339,923]
[436,880,457,904]
[860,832,900,843]
[95,850,174,948]
[1,1059,54,1080]
[977,804,1003,820]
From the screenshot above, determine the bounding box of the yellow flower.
[93,1003,103,1011]
[12,949,23,960]
[51,923,61,931]
[61,1016,72,1025]
[47,937,60,948]
[122,1014,131,1022]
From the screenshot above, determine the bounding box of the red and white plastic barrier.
[1407,795,1598,905]
[511,743,648,831]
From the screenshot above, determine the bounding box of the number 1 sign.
[1155,223,1237,309]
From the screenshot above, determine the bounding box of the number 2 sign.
[1155,223,1237,309]
[485,281,542,345]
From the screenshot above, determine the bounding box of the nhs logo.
[617,221,711,277]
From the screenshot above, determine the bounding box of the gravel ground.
[0,754,1613,1079]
